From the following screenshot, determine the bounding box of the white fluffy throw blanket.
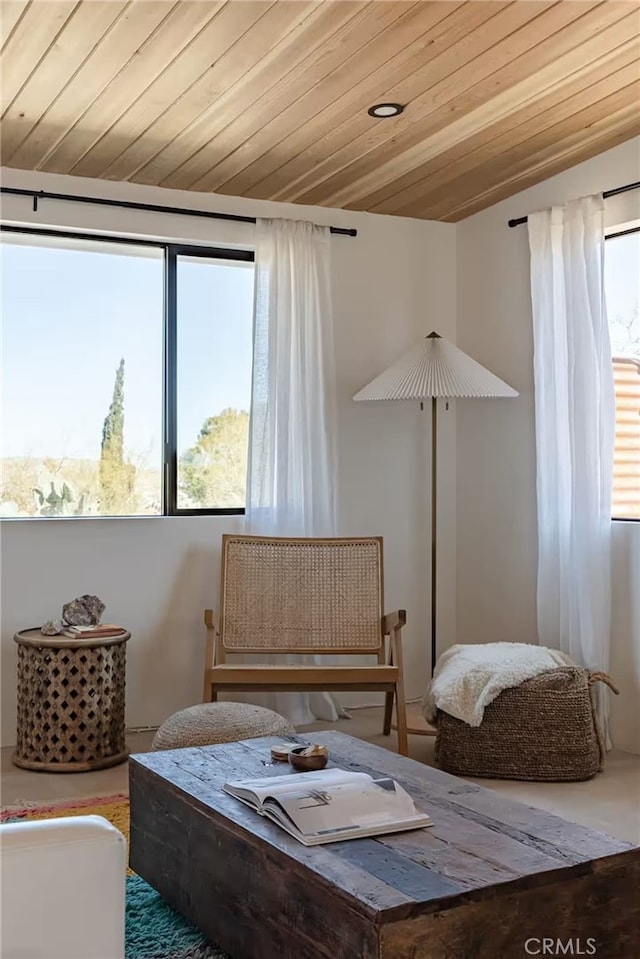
[422,642,574,727]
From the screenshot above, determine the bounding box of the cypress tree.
[100,358,133,513]
[101,358,125,464]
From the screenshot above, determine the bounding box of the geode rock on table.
[62,595,105,626]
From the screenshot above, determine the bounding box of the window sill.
[0,510,245,522]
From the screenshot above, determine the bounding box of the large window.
[605,229,640,521]
[0,229,254,518]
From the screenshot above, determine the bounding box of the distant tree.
[0,458,39,516]
[99,358,137,514]
[610,307,640,358]
[179,408,249,508]
[1,457,94,517]
[102,359,125,461]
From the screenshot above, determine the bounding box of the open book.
[223,767,432,846]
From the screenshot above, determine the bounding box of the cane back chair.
[204,535,409,755]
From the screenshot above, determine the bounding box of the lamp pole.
[431,394,437,676]
[427,332,440,677]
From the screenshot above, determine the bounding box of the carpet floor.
[2,795,228,959]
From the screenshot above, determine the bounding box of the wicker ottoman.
[435,667,617,782]
[151,702,295,751]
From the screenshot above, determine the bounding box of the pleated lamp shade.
[353,332,518,400]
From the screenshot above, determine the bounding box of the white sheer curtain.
[243,217,346,726]
[528,195,616,745]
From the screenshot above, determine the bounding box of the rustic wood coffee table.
[129,732,639,959]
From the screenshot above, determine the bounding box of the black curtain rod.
[0,186,358,237]
[507,180,640,228]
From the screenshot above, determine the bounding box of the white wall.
[457,137,640,754]
[0,168,457,744]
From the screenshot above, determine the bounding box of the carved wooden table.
[13,627,129,772]
[129,731,639,959]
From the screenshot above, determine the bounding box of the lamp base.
[392,703,437,737]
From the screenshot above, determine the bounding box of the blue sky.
[1,235,254,466]
[1,229,637,466]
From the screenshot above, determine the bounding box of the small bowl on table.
[288,744,329,772]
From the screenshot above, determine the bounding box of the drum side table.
[13,628,130,772]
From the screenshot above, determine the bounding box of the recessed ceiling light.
[367,103,404,118]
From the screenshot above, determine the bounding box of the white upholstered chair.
[0,815,126,959]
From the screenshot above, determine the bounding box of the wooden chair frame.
[203,535,409,755]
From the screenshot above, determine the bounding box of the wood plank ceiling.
[1,0,639,222]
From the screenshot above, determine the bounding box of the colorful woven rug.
[2,795,229,959]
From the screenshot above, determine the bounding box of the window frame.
[605,225,640,524]
[0,225,255,518]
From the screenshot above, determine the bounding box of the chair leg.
[394,682,409,757]
[203,680,215,703]
[383,691,394,735]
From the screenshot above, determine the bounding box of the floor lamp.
[354,332,518,735]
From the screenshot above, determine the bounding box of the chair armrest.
[382,609,406,634]
[204,610,220,688]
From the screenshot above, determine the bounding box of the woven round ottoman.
[151,702,295,751]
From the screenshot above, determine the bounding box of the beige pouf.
[151,702,295,751]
